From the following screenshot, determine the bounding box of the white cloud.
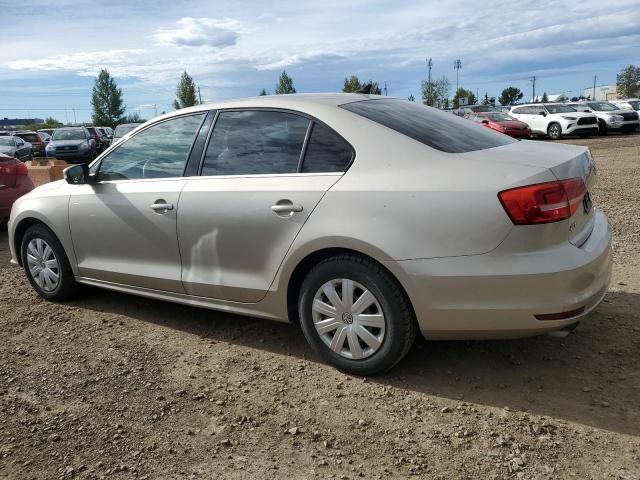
[255,51,345,71]
[153,17,242,48]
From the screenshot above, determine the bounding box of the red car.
[470,111,531,138]
[0,153,34,223]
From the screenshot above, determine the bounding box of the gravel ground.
[1,134,639,480]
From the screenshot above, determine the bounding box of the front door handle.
[271,204,303,214]
[150,201,174,213]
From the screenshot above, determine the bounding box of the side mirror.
[539,111,547,116]
[64,164,94,185]
[481,119,489,124]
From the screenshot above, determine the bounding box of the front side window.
[201,110,309,176]
[98,114,204,181]
[341,99,515,153]
[301,123,353,173]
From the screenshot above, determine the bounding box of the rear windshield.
[16,133,37,143]
[340,99,516,153]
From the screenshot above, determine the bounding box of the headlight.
[561,116,577,120]
[609,114,623,123]
[46,143,54,150]
[79,141,89,150]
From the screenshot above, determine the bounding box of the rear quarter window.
[340,99,515,153]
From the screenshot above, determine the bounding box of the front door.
[68,113,206,292]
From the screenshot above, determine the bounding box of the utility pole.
[384,82,388,96]
[593,75,597,100]
[426,58,432,105]
[530,75,536,102]
[453,59,462,92]
[198,86,203,104]
[72,109,77,124]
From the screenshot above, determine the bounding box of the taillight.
[498,178,586,225]
[16,162,29,175]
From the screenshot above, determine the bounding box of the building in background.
[0,118,45,131]
[583,85,619,101]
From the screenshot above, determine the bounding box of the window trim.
[92,112,207,183]
[195,107,355,179]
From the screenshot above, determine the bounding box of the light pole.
[426,58,432,105]
[453,59,462,92]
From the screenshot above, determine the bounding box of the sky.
[1,0,639,123]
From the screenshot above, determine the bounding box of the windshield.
[487,113,516,121]
[0,137,14,146]
[629,101,640,110]
[341,99,516,153]
[53,129,86,141]
[471,105,494,112]
[588,102,619,111]
[545,104,576,114]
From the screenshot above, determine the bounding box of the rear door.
[179,110,353,303]
[68,113,206,292]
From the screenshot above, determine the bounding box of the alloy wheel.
[312,278,386,360]
[26,238,60,292]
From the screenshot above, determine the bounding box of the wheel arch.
[284,246,416,326]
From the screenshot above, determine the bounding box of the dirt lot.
[1,134,639,480]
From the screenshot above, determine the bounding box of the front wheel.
[598,121,608,136]
[298,254,417,375]
[21,224,79,301]
[547,122,562,140]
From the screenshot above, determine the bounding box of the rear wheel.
[547,122,562,140]
[298,254,417,375]
[20,224,78,301]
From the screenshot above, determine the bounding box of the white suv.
[509,103,598,140]
[568,101,639,135]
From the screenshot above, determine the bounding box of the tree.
[408,94,415,102]
[173,71,199,110]
[541,92,549,102]
[91,69,125,128]
[498,86,523,106]
[259,88,268,96]
[275,70,296,94]
[452,88,476,108]
[421,76,451,108]
[342,75,382,94]
[616,65,640,98]
[125,112,146,123]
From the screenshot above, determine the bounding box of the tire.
[20,224,78,301]
[547,122,562,140]
[298,254,417,376]
[598,121,608,136]
[28,152,34,161]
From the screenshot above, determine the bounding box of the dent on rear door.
[178,174,339,303]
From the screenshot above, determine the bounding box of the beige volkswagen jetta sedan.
[8,94,612,375]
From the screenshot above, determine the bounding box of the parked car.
[567,101,639,135]
[112,122,143,142]
[8,95,612,375]
[609,98,639,110]
[38,128,56,137]
[456,104,496,117]
[96,127,112,147]
[45,127,95,163]
[13,130,50,157]
[85,127,108,153]
[0,135,32,161]
[0,153,34,223]
[468,111,531,138]
[509,103,598,140]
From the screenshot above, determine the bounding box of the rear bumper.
[392,209,613,339]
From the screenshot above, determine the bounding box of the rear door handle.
[271,204,303,213]
[150,202,174,213]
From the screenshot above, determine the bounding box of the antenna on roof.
[356,82,373,94]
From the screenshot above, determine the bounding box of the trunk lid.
[468,140,596,245]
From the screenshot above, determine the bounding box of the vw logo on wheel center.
[342,312,354,324]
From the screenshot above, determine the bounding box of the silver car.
[8,94,613,375]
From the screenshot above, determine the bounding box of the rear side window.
[301,123,353,173]
[340,99,515,153]
[201,110,309,176]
